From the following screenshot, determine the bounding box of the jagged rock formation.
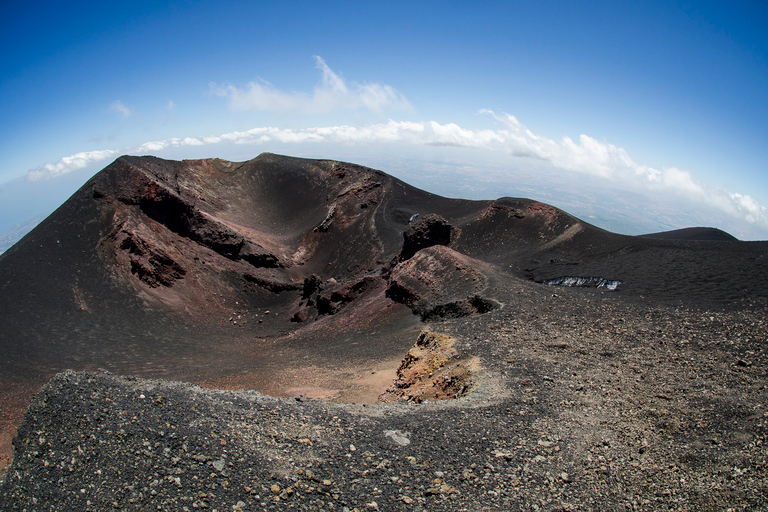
[386,245,499,320]
[396,213,454,261]
[378,330,477,403]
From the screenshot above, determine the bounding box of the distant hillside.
[638,226,738,241]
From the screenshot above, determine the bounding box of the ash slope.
[1,153,767,510]
[2,153,764,361]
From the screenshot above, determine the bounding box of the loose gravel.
[2,289,766,511]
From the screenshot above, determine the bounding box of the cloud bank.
[27,150,121,181]
[211,57,411,114]
[26,114,768,231]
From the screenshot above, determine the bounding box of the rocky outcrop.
[386,246,497,320]
[114,225,186,288]
[378,330,476,403]
[419,294,499,321]
[132,182,280,268]
[291,276,380,322]
[396,214,453,262]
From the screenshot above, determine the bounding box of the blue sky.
[2,0,768,241]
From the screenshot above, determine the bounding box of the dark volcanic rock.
[1,153,768,510]
[386,245,498,320]
[114,223,187,287]
[419,294,500,321]
[398,213,453,261]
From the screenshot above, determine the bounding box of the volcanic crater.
[1,154,767,510]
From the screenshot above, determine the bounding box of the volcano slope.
[1,153,767,510]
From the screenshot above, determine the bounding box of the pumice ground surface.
[0,154,766,510]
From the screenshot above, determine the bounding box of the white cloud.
[27,150,121,181]
[478,110,768,228]
[25,115,768,231]
[479,110,646,179]
[109,100,132,117]
[211,56,411,114]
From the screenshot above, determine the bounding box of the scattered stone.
[383,430,410,446]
